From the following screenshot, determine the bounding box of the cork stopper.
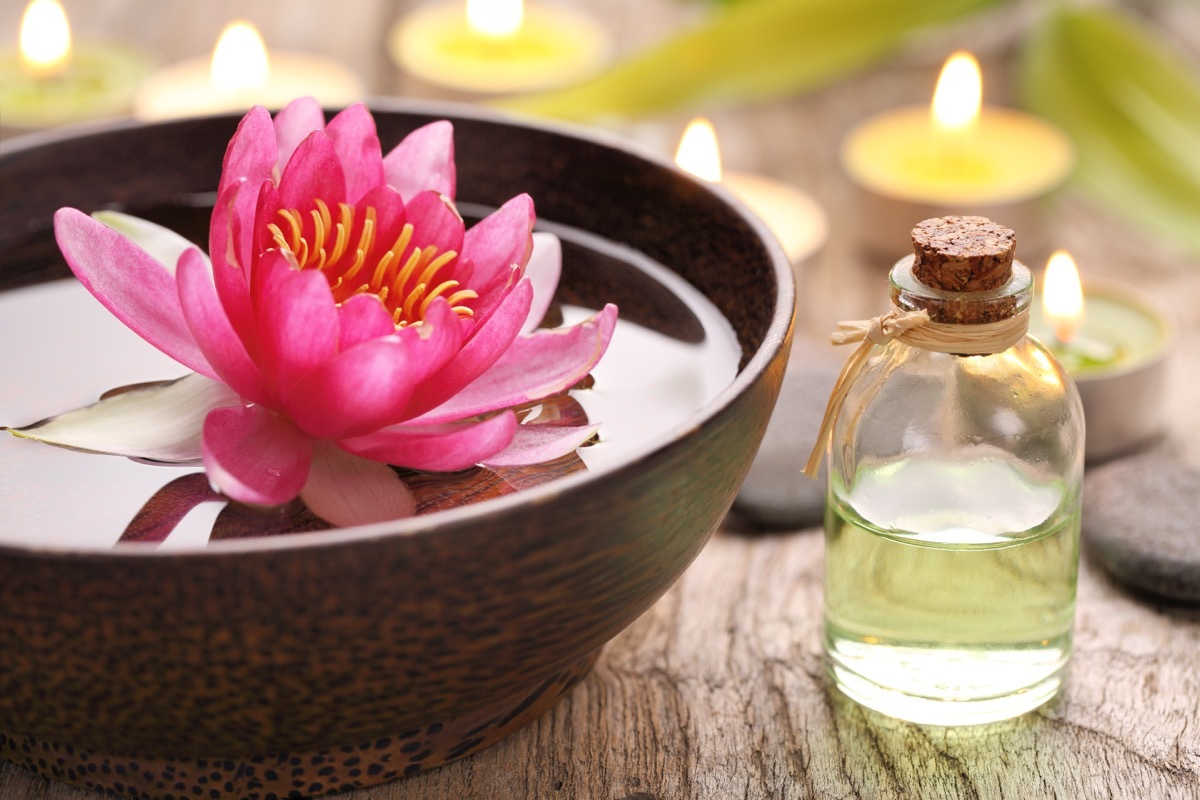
[891,216,1028,326]
[911,216,1015,292]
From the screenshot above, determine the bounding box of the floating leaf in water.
[1019,6,1200,257]
[497,0,1003,121]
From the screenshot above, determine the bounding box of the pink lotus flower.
[13,98,617,526]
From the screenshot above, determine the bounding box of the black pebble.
[1083,451,1200,604]
[733,360,840,530]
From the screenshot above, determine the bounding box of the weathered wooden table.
[2,1,1197,798]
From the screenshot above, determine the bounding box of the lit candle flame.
[19,0,71,79]
[931,51,982,132]
[210,20,270,93]
[1043,250,1085,344]
[674,117,723,183]
[467,0,524,39]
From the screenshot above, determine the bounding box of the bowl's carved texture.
[0,649,600,798]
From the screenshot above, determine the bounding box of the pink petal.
[481,423,599,466]
[405,190,465,258]
[383,120,456,202]
[218,106,278,196]
[394,298,464,385]
[283,337,416,439]
[417,302,617,424]
[402,278,533,419]
[248,180,284,282]
[54,208,214,378]
[278,131,346,213]
[93,210,200,276]
[250,239,293,311]
[214,108,279,299]
[459,259,518,332]
[339,411,518,472]
[338,293,395,350]
[325,103,384,204]
[202,404,313,506]
[207,181,255,340]
[177,247,272,406]
[522,232,562,333]
[273,97,327,175]
[462,194,534,293]
[300,442,415,527]
[254,249,339,393]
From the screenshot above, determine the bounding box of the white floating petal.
[7,372,238,462]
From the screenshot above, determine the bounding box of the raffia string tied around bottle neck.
[802,305,1030,478]
[803,215,1027,479]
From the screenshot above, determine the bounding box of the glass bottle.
[822,216,1084,726]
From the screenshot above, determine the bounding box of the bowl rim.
[0,98,796,559]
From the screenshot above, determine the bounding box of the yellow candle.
[843,107,1074,206]
[0,0,152,129]
[133,20,363,121]
[1029,251,1175,462]
[841,52,1074,256]
[389,0,610,95]
[675,118,827,264]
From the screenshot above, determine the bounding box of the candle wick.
[1053,322,1076,346]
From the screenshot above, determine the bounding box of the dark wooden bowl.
[0,101,793,798]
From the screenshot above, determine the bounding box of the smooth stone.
[733,360,840,530]
[1083,451,1200,604]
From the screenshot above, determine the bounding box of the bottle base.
[825,633,1069,726]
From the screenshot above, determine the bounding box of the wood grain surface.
[2,1,1198,798]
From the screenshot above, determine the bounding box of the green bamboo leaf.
[1019,6,1200,257]
[497,0,1005,121]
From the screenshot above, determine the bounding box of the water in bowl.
[0,205,740,549]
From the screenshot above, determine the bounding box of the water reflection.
[110,391,593,546]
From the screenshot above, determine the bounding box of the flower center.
[266,200,477,327]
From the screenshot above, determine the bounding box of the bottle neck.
[889,255,1032,326]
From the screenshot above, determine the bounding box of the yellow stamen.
[267,202,476,326]
[392,223,414,257]
[344,248,366,282]
[267,223,290,252]
[390,245,425,298]
[420,280,460,316]
[445,288,479,308]
[377,223,415,289]
[402,283,426,321]
[328,204,353,264]
[370,249,395,291]
[310,207,326,257]
[357,207,377,259]
[316,199,332,244]
[277,208,302,251]
[415,249,458,289]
